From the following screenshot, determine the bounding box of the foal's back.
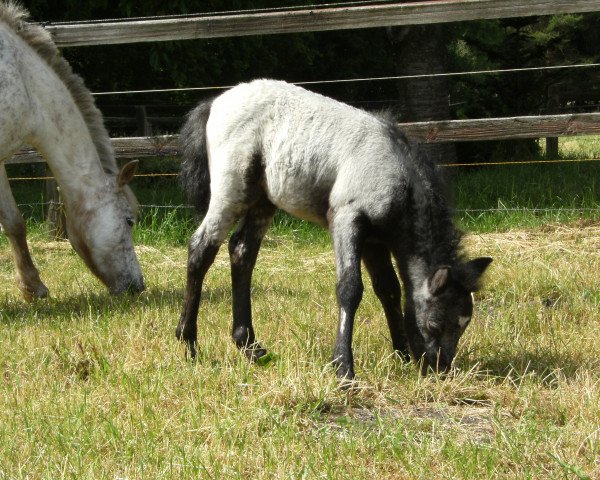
[207,80,409,227]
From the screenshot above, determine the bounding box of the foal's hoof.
[243,343,267,362]
[338,375,360,390]
[175,324,197,360]
[185,342,198,361]
[333,361,356,383]
[336,368,356,381]
[179,337,197,361]
[334,367,359,390]
[393,348,412,364]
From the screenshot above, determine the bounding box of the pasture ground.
[0,222,599,479]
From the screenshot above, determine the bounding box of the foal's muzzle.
[420,351,453,376]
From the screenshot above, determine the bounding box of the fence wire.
[9,156,600,217]
[6,157,600,182]
[14,201,600,216]
[92,62,600,97]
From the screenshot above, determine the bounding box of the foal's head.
[411,257,492,374]
[66,161,145,294]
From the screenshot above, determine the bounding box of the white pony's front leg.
[0,165,48,301]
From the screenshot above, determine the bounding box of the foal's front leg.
[0,166,48,301]
[330,211,365,380]
[362,244,410,362]
[228,201,276,360]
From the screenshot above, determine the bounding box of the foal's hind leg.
[362,243,410,362]
[329,209,366,380]
[176,209,238,358]
[228,198,276,361]
[0,165,48,301]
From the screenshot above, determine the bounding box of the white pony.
[0,2,144,299]
[178,79,491,378]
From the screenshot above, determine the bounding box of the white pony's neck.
[0,2,115,191]
[21,50,107,206]
[32,112,105,201]
[0,23,109,207]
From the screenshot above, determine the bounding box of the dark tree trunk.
[388,24,457,165]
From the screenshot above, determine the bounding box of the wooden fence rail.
[45,0,600,47]
[398,113,600,143]
[8,112,600,165]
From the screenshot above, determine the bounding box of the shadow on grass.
[461,349,588,383]
[0,282,314,326]
[0,287,190,325]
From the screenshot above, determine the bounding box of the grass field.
[0,137,599,478]
[1,224,598,478]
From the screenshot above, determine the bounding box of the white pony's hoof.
[17,277,49,302]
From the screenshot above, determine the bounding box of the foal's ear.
[429,267,451,296]
[459,257,493,292]
[117,160,139,187]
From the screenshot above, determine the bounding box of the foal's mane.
[0,2,117,175]
[376,111,463,268]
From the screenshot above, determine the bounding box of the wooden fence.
[7,0,600,164]
[46,0,599,47]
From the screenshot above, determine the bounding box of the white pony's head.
[66,161,145,294]
[0,3,145,295]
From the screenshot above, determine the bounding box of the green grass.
[4,136,600,245]
[558,135,600,159]
[452,161,600,232]
[450,136,600,232]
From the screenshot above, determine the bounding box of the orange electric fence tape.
[6,158,600,181]
[441,158,600,168]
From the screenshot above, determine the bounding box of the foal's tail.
[179,99,214,216]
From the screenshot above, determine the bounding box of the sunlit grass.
[452,135,600,232]
[552,135,600,160]
[1,224,599,479]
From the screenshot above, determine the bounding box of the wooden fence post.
[545,137,559,159]
[136,105,152,136]
[45,166,67,240]
[546,84,560,159]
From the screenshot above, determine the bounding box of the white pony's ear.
[117,160,139,187]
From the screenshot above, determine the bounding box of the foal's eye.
[458,316,471,329]
[126,217,135,227]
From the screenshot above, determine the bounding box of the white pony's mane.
[0,1,117,175]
